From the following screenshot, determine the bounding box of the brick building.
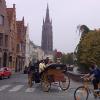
[0,0,10,67]
[16,18,26,72]
[0,0,27,72]
[6,4,17,70]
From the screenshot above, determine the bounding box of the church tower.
[41,5,53,54]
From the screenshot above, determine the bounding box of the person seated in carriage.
[39,58,52,73]
[39,60,46,73]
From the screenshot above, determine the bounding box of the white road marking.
[0,85,11,91]
[9,85,24,92]
[25,88,35,93]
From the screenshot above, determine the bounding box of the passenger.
[39,60,46,73]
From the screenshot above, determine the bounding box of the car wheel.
[8,75,11,78]
[0,75,4,80]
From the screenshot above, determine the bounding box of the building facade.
[0,0,10,67]
[29,41,36,63]
[25,24,30,67]
[29,41,45,63]
[6,4,17,70]
[34,46,45,61]
[16,18,26,72]
[0,0,27,72]
[41,5,53,54]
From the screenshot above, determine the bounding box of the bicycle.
[74,77,100,100]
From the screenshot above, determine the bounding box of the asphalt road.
[0,72,99,100]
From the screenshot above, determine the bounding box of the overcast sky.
[6,0,100,53]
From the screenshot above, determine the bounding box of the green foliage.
[61,54,67,64]
[61,53,74,65]
[77,30,100,70]
[53,55,57,62]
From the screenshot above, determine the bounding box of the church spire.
[41,4,53,54]
[45,4,50,23]
[43,18,44,24]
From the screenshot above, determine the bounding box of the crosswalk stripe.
[9,85,24,92]
[25,88,35,93]
[0,85,11,91]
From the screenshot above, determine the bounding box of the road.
[0,72,99,100]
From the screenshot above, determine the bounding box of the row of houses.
[0,0,45,72]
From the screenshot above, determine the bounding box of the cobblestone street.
[0,73,99,100]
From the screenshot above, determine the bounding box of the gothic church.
[41,5,53,54]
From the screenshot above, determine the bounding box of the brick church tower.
[41,5,53,54]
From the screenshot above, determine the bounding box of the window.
[5,35,8,47]
[0,33,3,46]
[0,15,4,25]
[17,44,20,52]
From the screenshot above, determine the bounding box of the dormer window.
[0,15,4,25]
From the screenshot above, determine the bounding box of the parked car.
[0,67,12,80]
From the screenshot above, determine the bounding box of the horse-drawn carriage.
[29,63,70,92]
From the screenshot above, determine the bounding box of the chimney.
[13,4,16,9]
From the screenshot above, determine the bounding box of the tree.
[77,25,90,38]
[61,53,74,65]
[61,54,67,64]
[76,30,100,71]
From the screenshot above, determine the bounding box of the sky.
[6,0,100,53]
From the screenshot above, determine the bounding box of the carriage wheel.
[59,74,70,90]
[74,86,89,100]
[41,73,51,92]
